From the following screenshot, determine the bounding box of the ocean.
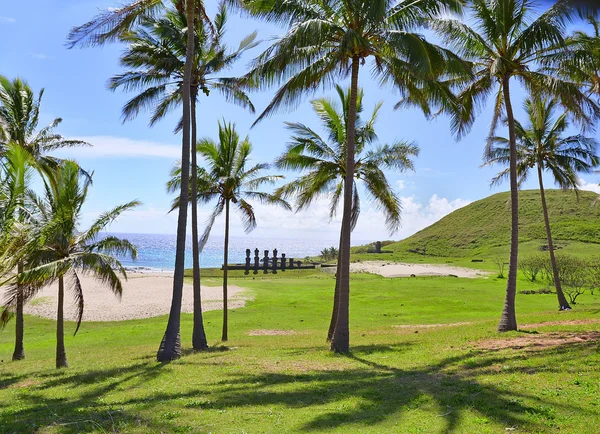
[102,232,369,272]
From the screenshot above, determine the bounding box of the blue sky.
[1,1,599,242]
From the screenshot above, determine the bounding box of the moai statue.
[263,250,269,274]
[272,249,278,274]
[254,248,260,274]
[281,253,287,272]
[376,241,382,253]
[245,249,251,275]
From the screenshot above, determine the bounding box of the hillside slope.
[387,189,600,258]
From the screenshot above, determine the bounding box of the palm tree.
[275,85,418,341]
[2,160,140,368]
[68,0,207,361]
[546,16,600,99]
[0,76,89,360]
[167,121,290,341]
[109,0,256,351]
[0,146,35,361]
[240,0,466,353]
[484,96,599,310]
[433,0,599,331]
[0,76,89,168]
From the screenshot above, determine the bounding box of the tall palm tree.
[484,96,599,310]
[240,0,466,353]
[1,161,140,368]
[274,85,418,341]
[109,0,257,351]
[433,0,599,331]
[0,76,89,360]
[167,121,290,341]
[68,0,207,361]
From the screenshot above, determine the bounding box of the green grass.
[352,189,600,263]
[2,269,600,433]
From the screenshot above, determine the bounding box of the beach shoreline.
[24,271,250,322]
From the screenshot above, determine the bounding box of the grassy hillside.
[358,189,600,262]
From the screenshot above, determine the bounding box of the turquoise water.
[103,233,367,271]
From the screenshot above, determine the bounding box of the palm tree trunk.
[537,164,571,309]
[157,0,194,362]
[498,76,518,332]
[56,276,68,368]
[222,199,230,342]
[327,228,343,342]
[191,89,209,350]
[331,56,360,353]
[12,263,25,361]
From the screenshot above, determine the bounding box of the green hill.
[382,189,600,259]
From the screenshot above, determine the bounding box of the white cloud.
[102,194,471,245]
[577,178,600,194]
[395,179,415,191]
[54,136,182,159]
[30,53,52,60]
[0,16,16,23]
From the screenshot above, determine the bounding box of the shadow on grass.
[1,340,598,433]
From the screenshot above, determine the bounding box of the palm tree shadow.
[200,342,596,433]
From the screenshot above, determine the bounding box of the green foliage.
[519,255,547,282]
[168,121,290,246]
[109,1,256,126]
[275,85,418,234]
[320,247,338,262]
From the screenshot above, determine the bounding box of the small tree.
[519,255,547,282]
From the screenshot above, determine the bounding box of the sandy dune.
[349,261,488,278]
[24,272,249,322]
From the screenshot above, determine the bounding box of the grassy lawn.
[2,270,600,433]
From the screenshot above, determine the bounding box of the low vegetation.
[2,270,600,433]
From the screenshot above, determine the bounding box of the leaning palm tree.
[433,0,599,331]
[240,0,466,353]
[2,161,140,368]
[275,85,418,341]
[484,96,599,310]
[109,0,256,351]
[168,121,290,342]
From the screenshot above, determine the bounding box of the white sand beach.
[24,272,249,322]
[349,261,488,278]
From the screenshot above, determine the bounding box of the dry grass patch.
[248,329,298,336]
[476,331,600,351]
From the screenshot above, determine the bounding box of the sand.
[23,272,249,322]
[349,261,489,278]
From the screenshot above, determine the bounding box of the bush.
[493,255,507,279]
[544,254,590,305]
[519,255,546,282]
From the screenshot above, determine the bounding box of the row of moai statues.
[243,249,302,275]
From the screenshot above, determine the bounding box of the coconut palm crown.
[276,84,418,234]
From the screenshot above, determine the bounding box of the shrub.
[519,255,546,282]
[493,255,507,279]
